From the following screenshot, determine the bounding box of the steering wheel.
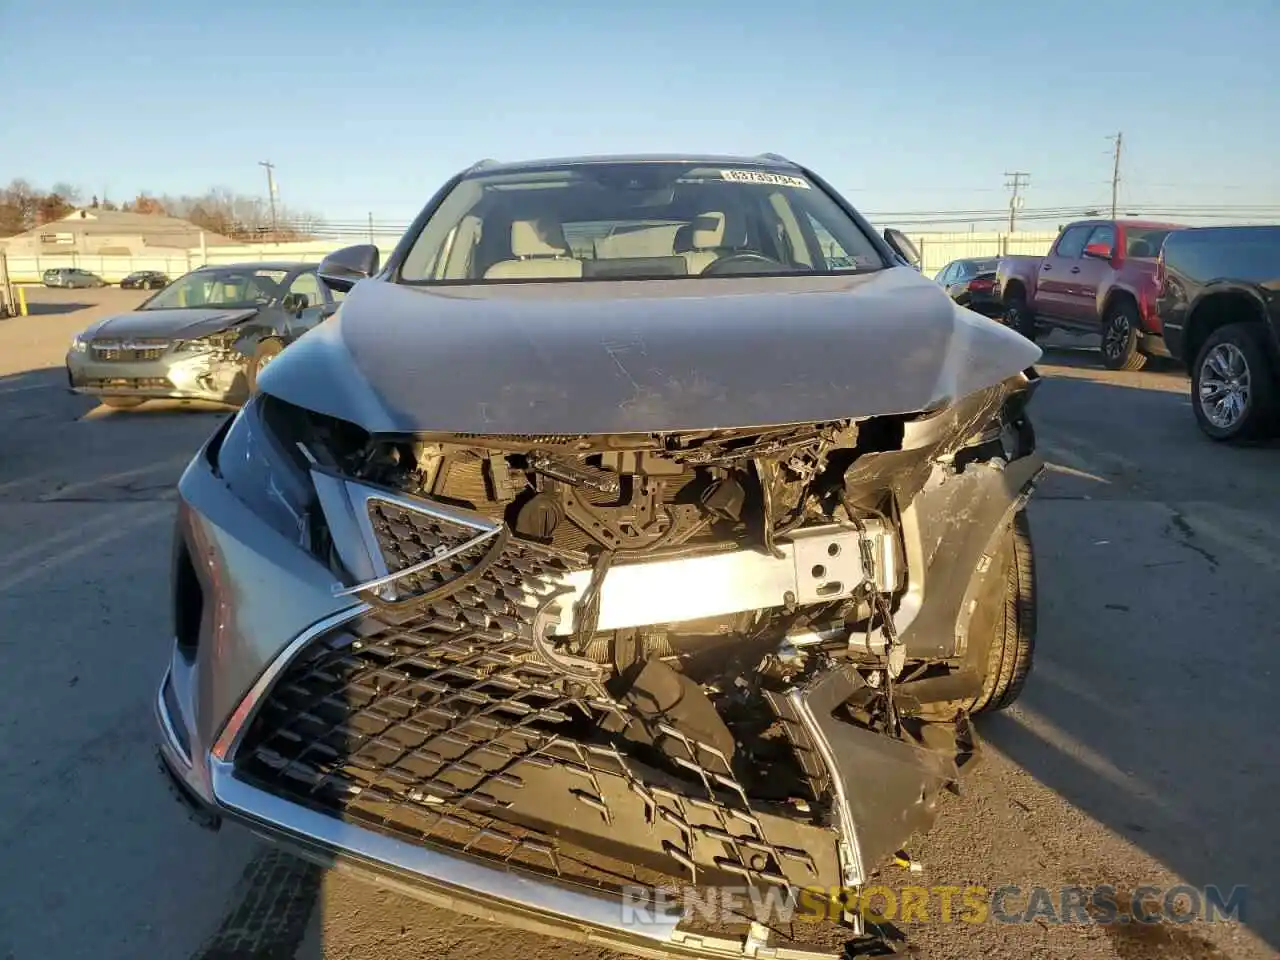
[700,252,795,276]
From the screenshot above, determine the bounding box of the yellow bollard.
[17,285,28,316]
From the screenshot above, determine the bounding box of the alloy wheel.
[1199,342,1251,430]
[1103,314,1130,361]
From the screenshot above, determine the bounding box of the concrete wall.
[0,232,1060,283]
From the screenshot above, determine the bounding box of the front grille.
[366,497,519,603]
[91,340,168,362]
[234,530,839,897]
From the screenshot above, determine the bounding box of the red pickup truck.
[995,218,1182,370]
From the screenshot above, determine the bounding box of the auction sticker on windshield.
[720,170,812,188]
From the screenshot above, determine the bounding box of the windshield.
[399,162,886,283]
[141,267,289,310]
[1125,228,1173,259]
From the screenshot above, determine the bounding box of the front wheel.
[246,338,285,394]
[1191,322,1277,442]
[921,509,1036,717]
[1100,301,1148,371]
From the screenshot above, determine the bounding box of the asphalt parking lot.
[2,287,1278,960]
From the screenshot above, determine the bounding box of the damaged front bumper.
[66,342,248,404]
[157,613,968,959]
[156,416,1036,959]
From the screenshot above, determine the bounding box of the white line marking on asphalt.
[0,502,171,593]
[36,457,188,501]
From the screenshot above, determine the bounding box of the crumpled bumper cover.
[66,346,247,404]
[154,444,983,959]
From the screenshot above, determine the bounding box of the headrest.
[688,212,725,249]
[511,218,569,258]
[674,212,727,253]
[1129,239,1153,258]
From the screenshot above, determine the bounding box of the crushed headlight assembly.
[215,395,319,550]
[175,330,242,353]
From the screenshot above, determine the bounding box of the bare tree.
[0,177,324,241]
[49,181,83,206]
[0,179,40,235]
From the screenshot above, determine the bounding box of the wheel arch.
[1002,278,1027,304]
[1100,287,1139,326]
[1184,288,1274,373]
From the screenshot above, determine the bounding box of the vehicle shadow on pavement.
[22,299,97,317]
[80,398,238,420]
[977,368,1280,951]
[1037,342,1188,379]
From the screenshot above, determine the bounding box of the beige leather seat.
[673,212,726,274]
[484,219,582,279]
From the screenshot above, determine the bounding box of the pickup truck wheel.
[1191,322,1277,442]
[1004,294,1037,341]
[918,509,1036,718]
[1100,301,1148,371]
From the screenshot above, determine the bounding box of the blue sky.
[3,0,1278,230]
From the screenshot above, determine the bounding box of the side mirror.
[883,228,921,270]
[318,243,380,293]
[1083,242,1114,260]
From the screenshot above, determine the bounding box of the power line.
[1004,172,1030,232]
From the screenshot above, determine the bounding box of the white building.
[0,208,239,257]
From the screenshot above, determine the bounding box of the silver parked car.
[155,154,1043,959]
[43,267,107,288]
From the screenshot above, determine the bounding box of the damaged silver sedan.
[66,262,340,407]
[155,154,1043,958]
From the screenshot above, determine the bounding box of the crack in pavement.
[1165,510,1220,570]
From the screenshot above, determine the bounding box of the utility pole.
[1107,132,1123,219]
[368,212,374,245]
[1004,172,1030,232]
[258,161,278,237]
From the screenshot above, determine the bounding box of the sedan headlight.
[215,395,318,549]
[175,330,240,353]
[70,334,89,353]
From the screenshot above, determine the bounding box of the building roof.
[8,208,239,246]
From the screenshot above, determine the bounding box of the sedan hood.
[260,268,1041,435]
[84,307,260,341]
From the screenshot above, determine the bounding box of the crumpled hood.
[83,307,260,341]
[260,268,1042,435]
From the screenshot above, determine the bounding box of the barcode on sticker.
[719,170,812,189]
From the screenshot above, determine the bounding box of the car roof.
[462,153,801,176]
[1068,218,1181,230]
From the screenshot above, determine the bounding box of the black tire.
[246,338,285,394]
[1003,292,1037,341]
[923,509,1037,716]
[101,397,145,409]
[1100,300,1147,371]
[1191,322,1278,442]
